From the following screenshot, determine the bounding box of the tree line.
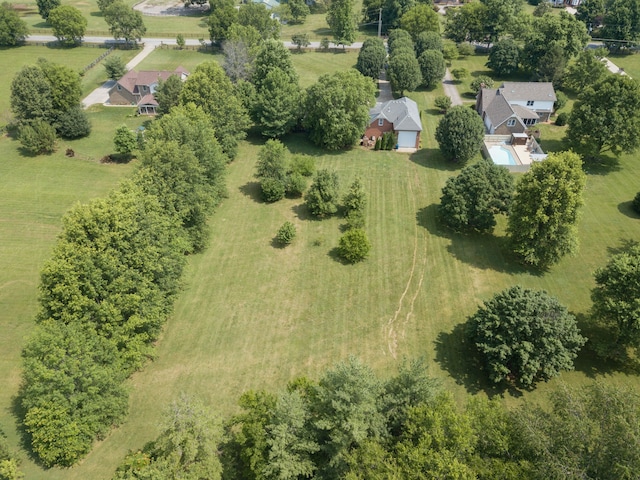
[19,102,228,467]
[111,357,640,479]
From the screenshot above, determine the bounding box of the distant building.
[108,67,189,115]
[251,0,280,9]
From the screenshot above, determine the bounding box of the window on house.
[527,100,534,106]
[378,118,384,126]
[117,85,121,91]
[524,118,537,126]
[507,118,516,127]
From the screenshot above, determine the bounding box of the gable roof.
[370,97,422,132]
[252,0,280,8]
[116,67,189,96]
[499,82,556,103]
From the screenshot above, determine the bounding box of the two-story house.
[476,82,556,135]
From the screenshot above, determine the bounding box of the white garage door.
[397,131,417,148]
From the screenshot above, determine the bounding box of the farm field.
[2,42,640,479]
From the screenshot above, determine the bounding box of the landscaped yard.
[2,42,640,480]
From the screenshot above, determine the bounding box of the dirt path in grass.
[383,161,428,358]
[442,69,463,106]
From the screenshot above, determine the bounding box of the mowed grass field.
[3,44,640,479]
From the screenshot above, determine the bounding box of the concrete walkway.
[442,68,463,106]
[603,57,629,76]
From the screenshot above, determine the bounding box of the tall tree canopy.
[180,61,251,160]
[435,105,485,163]
[48,5,86,46]
[36,0,59,20]
[439,159,514,232]
[591,243,640,360]
[388,50,422,95]
[327,0,357,45]
[467,286,586,387]
[567,75,640,158]
[303,70,375,150]
[507,151,586,268]
[399,3,440,39]
[355,37,386,79]
[103,0,146,43]
[0,2,28,46]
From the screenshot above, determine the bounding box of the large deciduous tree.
[399,3,440,40]
[155,74,183,116]
[207,0,237,43]
[439,159,514,232]
[36,0,59,20]
[180,61,251,160]
[104,0,146,44]
[415,30,443,56]
[48,5,87,46]
[0,3,29,46]
[254,68,302,138]
[601,0,640,49]
[327,0,357,45]
[486,38,520,76]
[238,2,280,39]
[355,37,386,79]
[303,70,375,150]
[467,286,586,387]
[567,75,640,158]
[10,64,53,123]
[562,49,608,93]
[418,49,446,88]
[435,105,485,163]
[288,0,310,23]
[388,50,421,95]
[507,151,586,268]
[591,243,640,359]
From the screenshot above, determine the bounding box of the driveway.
[442,69,463,106]
[377,70,394,103]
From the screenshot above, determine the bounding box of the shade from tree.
[435,105,485,163]
[467,285,586,387]
[507,151,586,268]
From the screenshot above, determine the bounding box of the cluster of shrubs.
[374,131,396,150]
[256,139,315,203]
[20,104,227,467]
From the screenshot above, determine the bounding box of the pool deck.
[482,135,546,172]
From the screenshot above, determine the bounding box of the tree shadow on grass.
[434,323,524,399]
[536,137,568,154]
[582,155,621,175]
[416,204,534,275]
[409,148,461,172]
[10,393,42,467]
[239,181,263,203]
[291,202,316,221]
[607,238,639,256]
[327,246,350,264]
[617,201,640,220]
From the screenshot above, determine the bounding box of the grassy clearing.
[4,41,640,480]
[608,52,640,78]
[134,46,223,71]
[291,50,358,87]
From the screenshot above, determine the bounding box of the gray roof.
[483,93,514,127]
[511,104,538,120]
[499,82,556,102]
[370,97,422,132]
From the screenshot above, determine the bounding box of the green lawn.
[608,52,640,78]
[4,43,640,480]
[0,45,138,121]
[134,46,223,71]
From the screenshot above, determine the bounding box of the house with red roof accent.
[108,67,189,115]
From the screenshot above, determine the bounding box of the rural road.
[442,69,463,106]
[25,35,364,107]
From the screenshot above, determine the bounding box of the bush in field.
[55,105,91,138]
[338,228,371,263]
[305,169,340,217]
[286,173,307,198]
[104,55,126,80]
[470,75,494,94]
[19,120,57,154]
[261,177,286,202]
[434,95,452,113]
[555,112,568,126]
[276,221,296,245]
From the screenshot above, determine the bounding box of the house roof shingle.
[116,67,189,96]
[499,82,557,103]
[370,97,422,132]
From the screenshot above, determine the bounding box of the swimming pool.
[488,145,517,166]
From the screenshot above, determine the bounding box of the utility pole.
[377,7,382,38]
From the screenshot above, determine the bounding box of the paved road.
[23,35,366,108]
[442,69,463,106]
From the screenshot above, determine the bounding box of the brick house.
[108,67,189,115]
[364,97,423,150]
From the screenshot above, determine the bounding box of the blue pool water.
[488,145,517,165]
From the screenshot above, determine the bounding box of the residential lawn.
[291,50,358,87]
[5,38,640,480]
[134,46,223,71]
[0,45,138,121]
[19,0,209,37]
[607,52,640,78]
